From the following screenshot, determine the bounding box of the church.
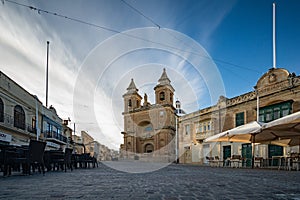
[120,69,177,162]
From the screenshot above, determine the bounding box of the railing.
[0,112,67,143]
[196,131,214,140]
[0,113,36,134]
[44,130,67,143]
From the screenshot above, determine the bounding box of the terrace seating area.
[206,153,300,170]
[0,140,98,177]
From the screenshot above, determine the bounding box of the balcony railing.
[0,113,36,134]
[43,130,67,143]
[196,131,214,141]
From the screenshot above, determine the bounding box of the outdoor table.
[0,144,29,176]
[44,150,65,171]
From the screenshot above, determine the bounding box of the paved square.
[1,161,300,199]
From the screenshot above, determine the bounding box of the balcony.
[196,131,214,141]
[0,113,37,135]
[43,130,67,144]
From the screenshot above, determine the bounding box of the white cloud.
[0,1,228,150]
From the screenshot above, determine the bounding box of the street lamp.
[33,95,40,140]
[175,99,185,164]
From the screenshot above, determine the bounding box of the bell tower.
[154,68,174,105]
[123,78,142,113]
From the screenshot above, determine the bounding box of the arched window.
[159,92,165,101]
[0,98,3,122]
[128,99,132,107]
[14,105,25,130]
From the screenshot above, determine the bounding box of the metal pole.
[257,94,260,122]
[175,114,178,163]
[35,96,39,140]
[218,106,222,162]
[273,3,276,69]
[252,134,256,169]
[46,41,49,107]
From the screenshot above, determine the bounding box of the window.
[259,101,292,123]
[236,112,244,127]
[159,92,165,101]
[195,123,201,133]
[185,124,190,135]
[144,125,153,132]
[128,99,132,107]
[160,111,164,117]
[32,116,36,132]
[0,98,3,122]
[207,122,211,131]
[14,105,25,130]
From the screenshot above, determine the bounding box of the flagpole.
[46,41,49,107]
[273,3,276,69]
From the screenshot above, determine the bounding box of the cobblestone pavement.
[1,161,300,200]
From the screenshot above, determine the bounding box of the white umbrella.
[204,121,263,168]
[258,111,300,146]
[204,111,300,168]
[204,121,263,143]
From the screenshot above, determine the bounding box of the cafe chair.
[8,140,46,175]
[64,148,73,172]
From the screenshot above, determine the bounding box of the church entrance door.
[144,143,154,153]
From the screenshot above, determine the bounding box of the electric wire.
[119,0,260,74]
[4,0,260,74]
[120,0,160,29]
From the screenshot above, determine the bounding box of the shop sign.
[0,132,12,142]
[46,141,60,149]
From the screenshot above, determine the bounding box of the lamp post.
[175,99,185,164]
[34,95,40,140]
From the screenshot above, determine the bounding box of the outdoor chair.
[230,155,242,168]
[45,148,73,172]
[214,156,223,167]
[64,148,73,172]
[78,153,98,168]
[290,154,300,171]
[254,157,263,168]
[205,156,215,167]
[8,140,46,175]
[46,150,64,171]
[0,145,22,176]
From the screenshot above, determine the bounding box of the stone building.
[0,71,68,149]
[121,68,176,162]
[178,68,300,165]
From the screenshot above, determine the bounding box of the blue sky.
[0,0,299,149]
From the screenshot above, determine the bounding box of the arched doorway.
[144,143,154,153]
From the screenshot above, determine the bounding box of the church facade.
[120,69,176,162]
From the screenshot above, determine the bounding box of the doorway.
[268,144,283,166]
[242,143,252,167]
[223,145,231,161]
[144,143,154,153]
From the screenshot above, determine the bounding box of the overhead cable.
[3,0,260,73]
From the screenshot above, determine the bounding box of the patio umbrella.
[204,121,263,143]
[265,137,300,147]
[204,121,263,168]
[257,111,300,147]
[204,111,300,168]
